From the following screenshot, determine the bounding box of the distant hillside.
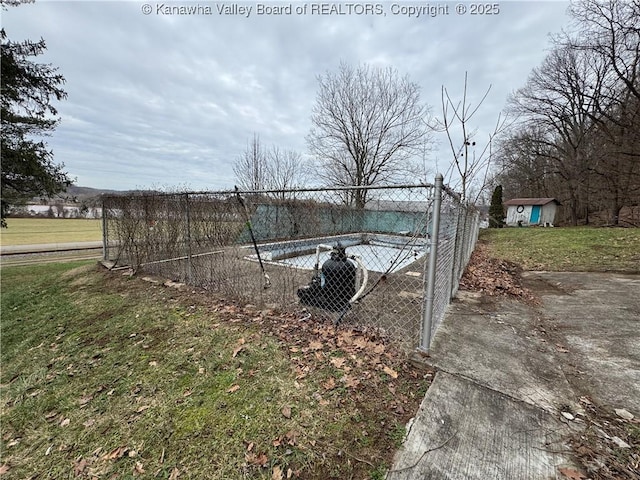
[35,186,147,204]
[66,185,124,198]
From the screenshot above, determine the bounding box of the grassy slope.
[1,262,428,480]
[0,219,102,246]
[479,226,640,273]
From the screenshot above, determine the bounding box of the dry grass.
[0,218,102,246]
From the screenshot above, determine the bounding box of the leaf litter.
[459,242,539,304]
[2,264,434,480]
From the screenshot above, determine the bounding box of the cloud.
[3,0,571,191]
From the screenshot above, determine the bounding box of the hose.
[348,254,368,303]
[334,252,368,325]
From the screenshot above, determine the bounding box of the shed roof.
[504,198,560,206]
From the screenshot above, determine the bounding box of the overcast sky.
[3,0,572,192]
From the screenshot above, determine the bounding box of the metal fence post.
[420,173,443,353]
[101,196,108,261]
[450,204,466,298]
[185,193,192,283]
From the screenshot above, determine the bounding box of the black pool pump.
[297,243,367,312]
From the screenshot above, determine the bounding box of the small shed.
[504,198,560,227]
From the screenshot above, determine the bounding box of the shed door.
[530,205,541,224]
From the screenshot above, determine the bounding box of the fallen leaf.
[330,357,346,369]
[373,344,385,354]
[558,467,586,480]
[281,406,292,419]
[309,340,323,351]
[611,436,631,448]
[232,345,245,358]
[74,458,87,476]
[614,408,634,421]
[0,464,10,475]
[353,337,368,349]
[83,419,95,428]
[168,467,180,480]
[323,377,336,390]
[104,446,128,460]
[383,366,398,379]
[134,461,145,474]
[78,395,93,406]
[136,405,150,413]
[285,431,297,445]
[246,452,268,467]
[148,361,158,367]
[227,384,240,393]
[198,367,205,374]
[60,418,70,427]
[272,465,283,480]
[344,375,360,388]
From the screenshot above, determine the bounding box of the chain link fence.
[102,175,478,351]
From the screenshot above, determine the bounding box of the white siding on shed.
[506,205,532,226]
[505,203,557,226]
[539,204,557,225]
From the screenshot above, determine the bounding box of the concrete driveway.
[389,272,639,479]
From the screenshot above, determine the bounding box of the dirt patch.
[521,276,567,296]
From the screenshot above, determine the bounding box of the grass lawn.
[479,226,640,273]
[0,262,430,479]
[0,218,102,246]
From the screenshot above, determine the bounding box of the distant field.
[480,226,640,273]
[0,218,102,246]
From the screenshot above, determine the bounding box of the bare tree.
[496,1,640,226]
[588,94,640,224]
[506,45,604,225]
[495,125,557,200]
[233,134,306,199]
[438,72,508,203]
[567,0,640,104]
[233,134,268,191]
[266,146,305,199]
[306,62,432,208]
[562,0,640,223]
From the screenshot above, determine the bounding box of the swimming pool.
[247,233,428,274]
